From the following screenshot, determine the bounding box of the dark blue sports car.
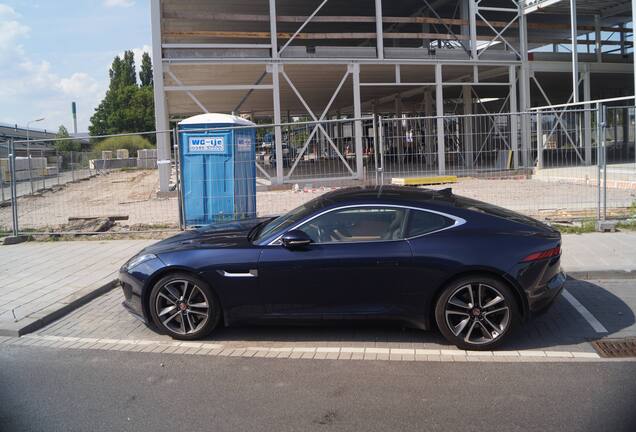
[119,186,565,350]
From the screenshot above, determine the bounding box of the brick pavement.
[0,240,154,336]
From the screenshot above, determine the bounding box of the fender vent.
[591,338,636,358]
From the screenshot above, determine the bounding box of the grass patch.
[551,219,597,234]
[616,219,636,231]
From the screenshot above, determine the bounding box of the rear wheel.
[435,275,518,350]
[148,273,221,340]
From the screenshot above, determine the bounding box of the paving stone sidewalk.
[560,232,636,276]
[0,240,154,336]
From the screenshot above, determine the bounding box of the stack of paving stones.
[0,157,48,181]
[137,149,157,169]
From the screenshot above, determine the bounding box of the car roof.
[316,185,453,206]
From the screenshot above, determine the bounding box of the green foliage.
[55,125,81,152]
[89,50,154,141]
[140,52,153,87]
[92,135,154,158]
[551,219,597,234]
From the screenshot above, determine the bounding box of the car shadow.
[203,279,635,352]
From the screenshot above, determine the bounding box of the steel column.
[462,85,474,169]
[269,0,279,58]
[353,63,364,180]
[270,63,284,183]
[536,111,543,169]
[509,65,519,168]
[435,64,445,174]
[570,0,579,102]
[375,0,384,59]
[583,65,592,165]
[151,0,171,192]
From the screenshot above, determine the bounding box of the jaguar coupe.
[119,186,565,350]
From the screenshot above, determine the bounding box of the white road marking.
[562,289,608,333]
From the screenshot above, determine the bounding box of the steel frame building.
[150,0,635,189]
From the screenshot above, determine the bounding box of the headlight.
[126,253,157,271]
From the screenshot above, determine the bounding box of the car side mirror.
[281,230,312,249]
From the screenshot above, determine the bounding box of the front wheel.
[435,276,518,350]
[148,273,221,340]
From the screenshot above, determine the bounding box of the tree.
[140,52,153,87]
[122,50,137,87]
[54,125,81,152]
[89,50,155,141]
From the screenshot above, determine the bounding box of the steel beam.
[166,68,209,113]
[279,0,328,55]
[151,0,171,192]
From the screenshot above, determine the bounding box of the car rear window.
[452,196,550,230]
[406,210,454,237]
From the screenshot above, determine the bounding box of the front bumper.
[119,271,149,323]
[119,256,166,325]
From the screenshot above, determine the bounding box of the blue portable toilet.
[178,113,257,226]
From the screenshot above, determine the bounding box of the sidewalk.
[0,232,634,337]
[561,232,636,278]
[0,239,154,336]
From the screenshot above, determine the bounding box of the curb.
[566,270,636,280]
[0,279,119,337]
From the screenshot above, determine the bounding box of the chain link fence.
[1,103,634,237]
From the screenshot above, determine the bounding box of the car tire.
[148,272,221,341]
[435,275,518,351]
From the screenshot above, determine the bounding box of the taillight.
[521,246,561,262]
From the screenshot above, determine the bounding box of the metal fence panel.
[2,132,180,235]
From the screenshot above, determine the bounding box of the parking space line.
[562,289,608,333]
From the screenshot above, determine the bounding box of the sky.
[0,0,151,133]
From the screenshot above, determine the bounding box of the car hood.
[141,217,273,254]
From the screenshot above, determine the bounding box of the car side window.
[406,209,455,237]
[297,207,408,244]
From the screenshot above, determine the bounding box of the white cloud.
[0,4,107,131]
[58,73,102,97]
[104,0,135,8]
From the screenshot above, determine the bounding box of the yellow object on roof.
[391,175,458,186]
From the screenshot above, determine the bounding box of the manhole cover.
[591,338,636,358]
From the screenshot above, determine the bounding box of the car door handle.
[218,269,258,278]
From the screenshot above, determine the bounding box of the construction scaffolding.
[151,0,635,188]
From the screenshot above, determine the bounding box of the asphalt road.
[1,345,635,432]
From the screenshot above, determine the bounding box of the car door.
[257,205,413,318]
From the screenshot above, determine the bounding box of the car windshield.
[254,201,320,242]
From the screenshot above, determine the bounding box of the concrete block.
[136,158,157,169]
[101,151,113,160]
[116,149,129,159]
[90,158,137,170]
[137,149,157,159]
[46,166,59,176]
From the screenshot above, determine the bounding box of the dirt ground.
[1,169,634,233]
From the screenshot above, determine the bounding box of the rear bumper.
[528,269,567,315]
